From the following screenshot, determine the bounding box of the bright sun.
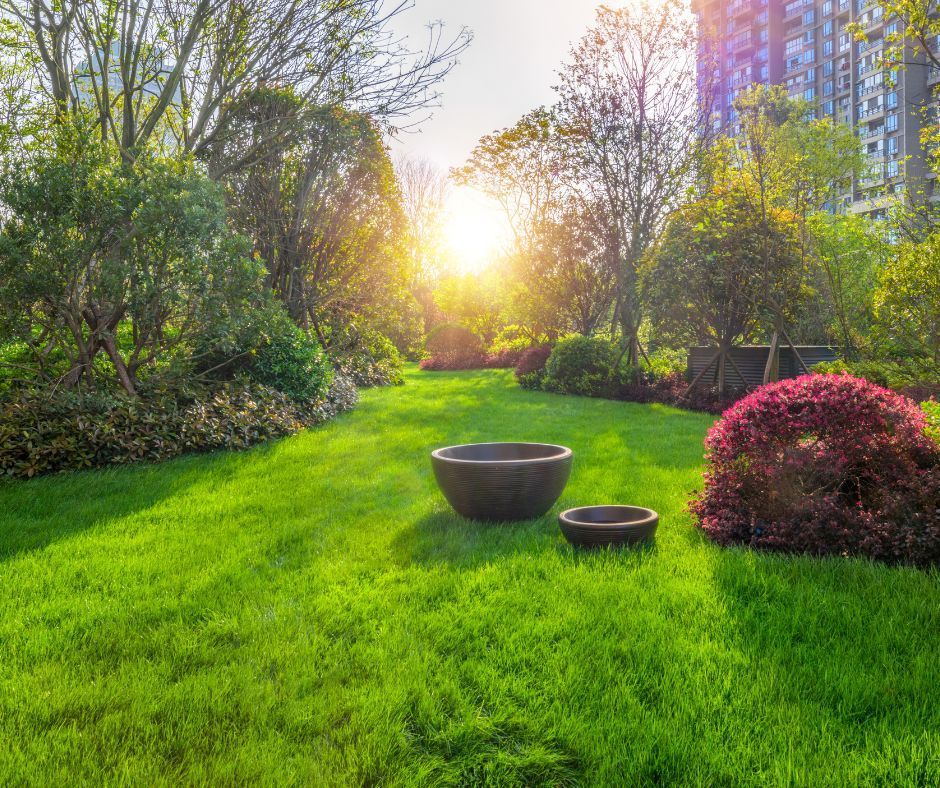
[441,186,513,275]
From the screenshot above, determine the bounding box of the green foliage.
[643,348,687,380]
[250,315,333,402]
[424,323,484,357]
[488,325,544,356]
[643,186,804,349]
[924,400,940,447]
[543,335,618,396]
[329,326,405,387]
[0,128,265,394]
[873,233,940,372]
[0,376,356,479]
[804,212,887,352]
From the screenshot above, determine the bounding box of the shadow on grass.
[0,440,284,562]
[393,508,663,571]
[392,510,560,569]
[707,542,940,756]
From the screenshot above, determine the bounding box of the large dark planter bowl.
[559,505,659,548]
[431,442,573,522]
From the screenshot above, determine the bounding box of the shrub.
[484,347,527,369]
[419,353,485,371]
[691,374,940,566]
[514,345,553,390]
[543,336,618,397]
[421,323,486,371]
[0,374,357,479]
[425,323,483,357]
[925,400,940,447]
[814,358,939,400]
[330,328,404,387]
[250,317,333,401]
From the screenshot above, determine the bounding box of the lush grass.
[1,367,939,785]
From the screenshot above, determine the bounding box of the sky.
[388,0,601,171]
[386,0,603,272]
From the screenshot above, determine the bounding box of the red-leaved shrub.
[514,345,553,389]
[419,351,486,371]
[484,347,526,369]
[691,374,940,566]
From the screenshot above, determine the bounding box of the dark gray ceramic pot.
[559,505,659,548]
[431,442,573,522]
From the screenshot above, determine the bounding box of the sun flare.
[441,186,513,275]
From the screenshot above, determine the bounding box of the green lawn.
[1,367,939,785]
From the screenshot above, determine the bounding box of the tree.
[805,212,888,357]
[510,200,618,337]
[217,90,411,351]
[643,186,804,394]
[705,86,863,376]
[0,0,470,167]
[873,233,940,371]
[454,107,565,251]
[0,127,264,394]
[398,156,450,335]
[555,0,714,363]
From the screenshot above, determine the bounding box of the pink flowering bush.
[691,374,940,566]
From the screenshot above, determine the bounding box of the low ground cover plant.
[692,374,940,566]
[0,374,357,479]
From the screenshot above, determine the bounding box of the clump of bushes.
[814,359,940,402]
[420,323,486,371]
[511,336,743,413]
[251,319,334,401]
[543,336,619,397]
[515,345,554,389]
[0,374,357,479]
[691,374,940,566]
[328,327,404,387]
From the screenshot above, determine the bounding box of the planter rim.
[559,505,658,528]
[432,442,572,465]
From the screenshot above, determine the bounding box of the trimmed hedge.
[0,374,357,479]
[691,374,940,566]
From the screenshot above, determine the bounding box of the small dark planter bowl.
[559,505,659,549]
[431,442,573,522]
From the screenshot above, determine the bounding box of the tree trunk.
[102,335,137,395]
[763,330,780,385]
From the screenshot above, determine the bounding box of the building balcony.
[858,124,885,139]
[730,35,754,53]
[728,0,753,18]
[783,0,812,21]
[858,104,885,120]
[856,83,885,98]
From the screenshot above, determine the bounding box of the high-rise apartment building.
[693,0,939,218]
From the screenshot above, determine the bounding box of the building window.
[760,64,769,80]
[823,80,834,95]
[886,91,898,108]
[823,20,833,37]
[887,135,899,155]
[823,0,833,14]
[803,10,816,24]
[804,87,816,100]
[822,100,834,115]
[823,40,833,56]
[823,61,834,76]
[885,113,898,131]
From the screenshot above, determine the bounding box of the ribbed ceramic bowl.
[431,442,573,522]
[559,505,659,548]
